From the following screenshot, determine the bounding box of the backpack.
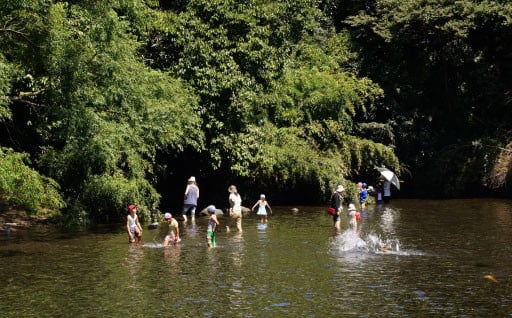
[327,208,336,216]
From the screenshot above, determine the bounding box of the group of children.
[205,193,272,248]
[126,191,273,249]
[127,178,385,246]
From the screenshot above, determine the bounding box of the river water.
[1,199,511,317]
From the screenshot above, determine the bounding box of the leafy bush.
[0,147,64,215]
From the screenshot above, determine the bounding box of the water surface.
[1,199,511,317]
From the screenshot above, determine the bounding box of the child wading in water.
[206,205,219,248]
[163,213,181,246]
[347,203,361,232]
[251,194,272,223]
[126,204,143,243]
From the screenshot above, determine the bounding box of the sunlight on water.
[330,228,426,258]
[2,200,512,317]
[333,229,368,252]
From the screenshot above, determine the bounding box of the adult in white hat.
[330,185,344,231]
[182,176,199,222]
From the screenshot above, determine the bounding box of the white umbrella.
[377,167,400,190]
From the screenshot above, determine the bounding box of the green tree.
[345,0,512,196]
[146,0,399,202]
[1,1,203,224]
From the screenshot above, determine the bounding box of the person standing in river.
[347,203,360,232]
[182,176,199,222]
[206,205,220,248]
[359,182,368,210]
[383,180,391,203]
[330,185,344,231]
[226,185,243,233]
[251,194,272,223]
[163,213,180,246]
[126,204,143,243]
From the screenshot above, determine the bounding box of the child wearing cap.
[251,194,272,223]
[206,205,219,248]
[126,204,143,243]
[359,182,368,210]
[163,213,180,246]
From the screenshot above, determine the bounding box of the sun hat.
[164,212,172,219]
[207,205,216,214]
[336,185,344,192]
[260,194,265,199]
[348,203,356,211]
[128,204,136,212]
[188,176,196,182]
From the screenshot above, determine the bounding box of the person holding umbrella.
[376,167,400,203]
[383,180,391,203]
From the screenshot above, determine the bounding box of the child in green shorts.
[206,205,219,248]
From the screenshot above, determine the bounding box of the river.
[1,199,511,317]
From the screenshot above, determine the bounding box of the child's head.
[164,212,172,221]
[260,194,266,200]
[128,204,137,214]
[188,176,196,184]
[348,203,356,212]
[207,205,216,215]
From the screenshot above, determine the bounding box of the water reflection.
[124,244,144,289]
[163,245,181,275]
[379,206,398,235]
[184,220,200,238]
[2,200,512,317]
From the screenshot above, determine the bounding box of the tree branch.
[3,89,47,108]
[0,28,28,37]
[1,17,29,38]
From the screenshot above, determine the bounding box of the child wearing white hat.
[347,203,360,231]
[251,194,273,223]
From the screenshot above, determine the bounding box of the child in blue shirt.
[359,183,368,210]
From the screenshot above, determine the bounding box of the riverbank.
[0,209,54,230]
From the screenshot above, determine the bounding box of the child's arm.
[251,200,259,211]
[212,215,220,232]
[136,218,143,233]
[266,202,272,214]
[126,216,131,235]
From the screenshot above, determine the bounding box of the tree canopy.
[343,0,512,196]
[2,0,510,225]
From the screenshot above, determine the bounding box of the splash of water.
[332,230,402,254]
[335,230,368,252]
[365,233,401,253]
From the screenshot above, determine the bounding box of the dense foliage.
[342,0,512,196]
[1,0,510,225]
